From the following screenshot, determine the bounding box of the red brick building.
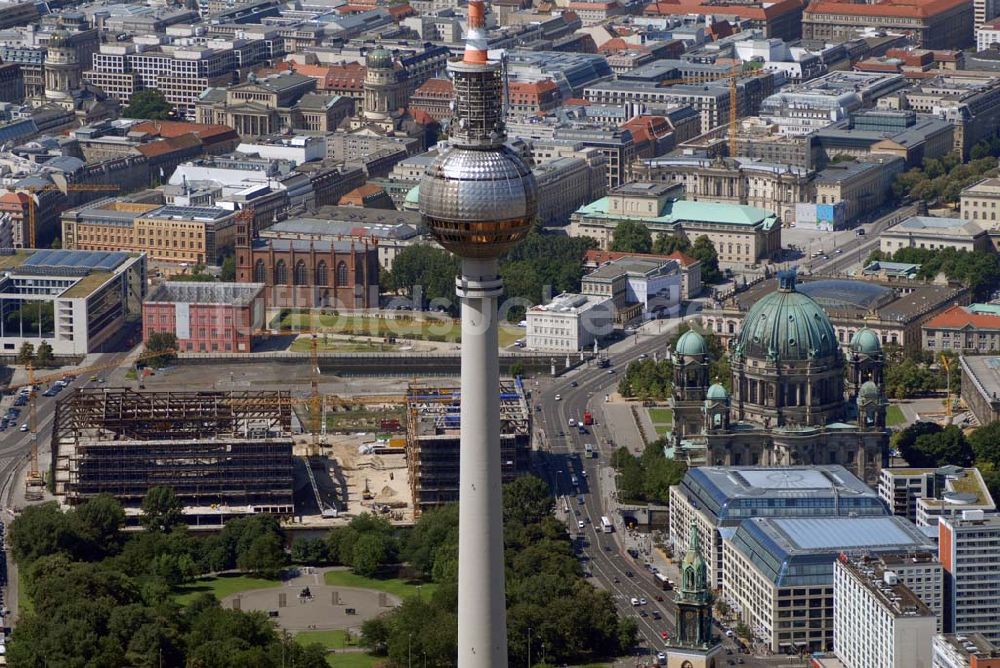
[143,282,265,353]
[410,78,453,122]
[644,0,804,41]
[234,213,380,310]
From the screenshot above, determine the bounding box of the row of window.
[253,259,349,286]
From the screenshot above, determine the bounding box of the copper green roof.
[574,197,778,229]
[676,329,708,356]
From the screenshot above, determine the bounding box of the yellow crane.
[660,64,766,158]
[22,183,120,248]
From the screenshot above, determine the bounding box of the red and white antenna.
[464,0,489,64]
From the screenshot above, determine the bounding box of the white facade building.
[525,292,614,352]
[236,135,327,164]
[833,557,937,668]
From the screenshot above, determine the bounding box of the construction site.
[405,379,531,515]
[50,388,297,524]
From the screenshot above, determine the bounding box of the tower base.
[664,644,724,668]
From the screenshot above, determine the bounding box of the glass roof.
[798,279,893,311]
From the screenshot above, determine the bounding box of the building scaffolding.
[51,389,295,515]
[404,380,531,514]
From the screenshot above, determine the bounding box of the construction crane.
[5,348,177,394]
[22,183,120,249]
[659,64,767,158]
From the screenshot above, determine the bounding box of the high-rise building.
[933,633,1000,668]
[416,1,538,664]
[833,555,938,668]
[939,512,1000,643]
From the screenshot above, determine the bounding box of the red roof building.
[130,120,239,155]
[644,0,804,41]
[803,0,973,50]
[922,304,1000,353]
[507,79,562,116]
[410,78,453,122]
[338,183,395,209]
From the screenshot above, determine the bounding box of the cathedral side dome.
[732,271,838,362]
[676,329,708,357]
[706,383,729,401]
[850,328,882,354]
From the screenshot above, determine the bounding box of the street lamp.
[408,632,412,668]
[527,626,532,668]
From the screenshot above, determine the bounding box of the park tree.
[145,331,177,367]
[140,486,184,532]
[969,422,1000,469]
[382,245,460,309]
[690,235,721,284]
[653,233,690,255]
[404,503,458,577]
[123,89,174,120]
[610,220,652,253]
[35,341,54,367]
[73,493,125,559]
[351,532,390,577]
[503,475,554,526]
[9,502,79,565]
[291,537,328,565]
[896,423,973,468]
[237,533,287,578]
[16,341,34,365]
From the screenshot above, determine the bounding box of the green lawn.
[647,407,672,424]
[295,629,353,650]
[280,312,522,347]
[323,570,437,600]
[887,404,907,427]
[324,653,381,668]
[173,574,282,605]
[289,337,399,353]
[19,566,33,617]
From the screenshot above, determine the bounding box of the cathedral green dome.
[676,330,708,357]
[733,272,838,362]
[366,46,393,69]
[850,328,882,354]
[706,383,728,401]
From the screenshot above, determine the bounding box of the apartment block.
[940,513,1000,643]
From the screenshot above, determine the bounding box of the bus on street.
[600,516,613,533]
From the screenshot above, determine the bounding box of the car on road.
[581,470,587,477]
[661,631,669,641]
[89,376,98,382]
[652,611,661,620]
[625,570,633,578]
[655,595,664,602]
[639,610,647,618]
[19,424,27,432]
[725,630,734,638]
[607,369,615,374]
[639,353,647,359]
[639,597,646,605]
[835,248,843,254]
[630,597,639,606]
[554,394,561,401]
[657,652,666,665]
[568,418,576,426]
[578,521,585,529]
[570,381,577,387]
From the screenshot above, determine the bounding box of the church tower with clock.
[666,521,723,668]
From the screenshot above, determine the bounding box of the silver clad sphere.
[419,145,538,258]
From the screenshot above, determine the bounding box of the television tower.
[418,1,538,664]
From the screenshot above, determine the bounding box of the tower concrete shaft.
[456,256,507,666]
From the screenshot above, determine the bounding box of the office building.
[833,556,937,667]
[585,249,703,300]
[142,282,265,354]
[0,249,145,356]
[569,182,781,266]
[61,199,237,265]
[803,0,974,50]
[531,155,608,226]
[723,515,933,653]
[525,292,614,352]
[939,513,1000,643]
[669,465,888,588]
[814,110,955,168]
[641,0,805,41]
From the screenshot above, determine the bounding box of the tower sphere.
[419,146,537,258]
